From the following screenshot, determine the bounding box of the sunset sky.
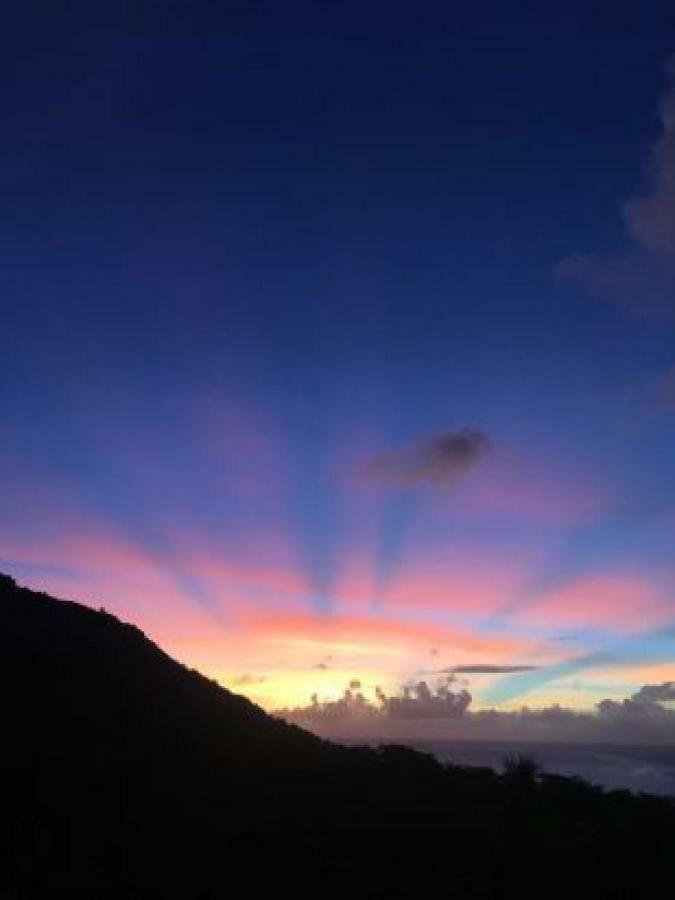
[4,2,675,717]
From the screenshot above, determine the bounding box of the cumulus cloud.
[380,680,472,719]
[598,681,675,718]
[358,429,491,487]
[279,677,472,725]
[634,681,675,702]
[557,56,675,319]
[278,679,675,745]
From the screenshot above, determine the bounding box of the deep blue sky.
[3,2,675,711]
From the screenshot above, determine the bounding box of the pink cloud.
[453,460,610,527]
[238,609,542,663]
[381,562,529,616]
[197,398,292,503]
[2,513,574,702]
[1,523,224,646]
[521,573,674,632]
[3,534,291,684]
[330,558,380,611]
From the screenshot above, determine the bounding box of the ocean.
[406,740,675,796]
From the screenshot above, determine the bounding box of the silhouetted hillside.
[3,572,675,899]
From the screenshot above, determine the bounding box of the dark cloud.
[358,429,490,487]
[557,56,675,321]
[231,674,266,686]
[443,664,537,674]
[380,680,472,719]
[314,654,334,670]
[634,682,675,702]
[598,681,675,718]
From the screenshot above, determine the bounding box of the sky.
[4,2,675,727]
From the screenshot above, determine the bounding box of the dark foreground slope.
[2,573,675,900]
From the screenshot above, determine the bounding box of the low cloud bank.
[281,678,471,725]
[277,679,675,744]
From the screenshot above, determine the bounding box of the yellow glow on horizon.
[217,666,393,711]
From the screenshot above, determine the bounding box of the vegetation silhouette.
[3,571,675,899]
[502,752,541,783]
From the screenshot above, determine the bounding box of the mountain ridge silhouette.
[3,570,675,900]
